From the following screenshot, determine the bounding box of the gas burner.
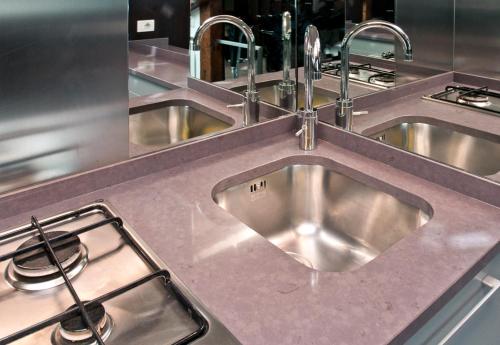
[457,93,492,107]
[369,73,395,86]
[349,67,360,75]
[52,302,113,345]
[5,231,88,291]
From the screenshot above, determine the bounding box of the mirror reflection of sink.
[367,119,500,177]
[130,101,233,147]
[213,161,431,272]
[231,80,337,109]
[128,73,171,98]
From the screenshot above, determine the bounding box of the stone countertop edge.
[0,124,498,345]
[0,115,296,220]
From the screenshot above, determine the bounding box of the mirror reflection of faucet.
[335,20,413,131]
[278,11,296,112]
[192,15,260,126]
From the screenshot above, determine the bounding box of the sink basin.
[231,80,337,109]
[128,73,171,98]
[130,101,233,147]
[213,161,431,272]
[367,120,500,177]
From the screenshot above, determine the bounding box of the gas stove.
[321,62,396,89]
[424,85,500,116]
[0,202,238,345]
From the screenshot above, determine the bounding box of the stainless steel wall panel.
[395,0,454,72]
[0,1,129,193]
[454,0,500,79]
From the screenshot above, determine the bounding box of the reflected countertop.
[0,124,498,344]
[352,79,500,137]
[128,46,190,89]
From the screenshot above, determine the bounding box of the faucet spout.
[297,25,321,151]
[304,25,322,112]
[335,20,413,130]
[192,15,260,125]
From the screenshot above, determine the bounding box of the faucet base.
[243,90,260,126]
[335,98,353,131]
[297,109,318,151]
[278,81,296,111]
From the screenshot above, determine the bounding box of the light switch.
[137,20,155,33]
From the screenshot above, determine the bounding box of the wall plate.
[137,19,155,33]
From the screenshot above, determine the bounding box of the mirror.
[189,0,298,112]
[350,0,500,184]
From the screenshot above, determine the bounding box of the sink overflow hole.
[250,180,267,193]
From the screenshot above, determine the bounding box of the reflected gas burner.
[369,73,396,87]
[52,302,113,345]
[425,85,500,116]
[321,61,396,88]
[5,231,88,291]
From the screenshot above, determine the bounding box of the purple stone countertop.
[128,48,189,89]
[0,129,499,345]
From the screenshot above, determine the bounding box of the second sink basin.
[130,101,233,147]
[213,160,431,272]
[366,119,500,177]
[231,80,337,109]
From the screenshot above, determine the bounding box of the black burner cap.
[61,302,106,332]
[13,231,81,271]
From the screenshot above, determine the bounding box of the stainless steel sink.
[128,73,171,98]
[231,80,337,109]
[130,102,233,147]
[368,121,500,177]
[213,163,430,272]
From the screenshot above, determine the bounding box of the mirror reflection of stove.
[321,62,396,88]
[0,203,210,345]
[424,85,500,116]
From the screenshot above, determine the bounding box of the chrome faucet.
[295,25,321,151]
[191,15,260,126]
[278,11,296,111]
[335,20,413,131]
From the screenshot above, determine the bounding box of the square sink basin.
[213,161,431,272]
[231,80,337,109]
[130,101,233,147]
[366,119,500,177]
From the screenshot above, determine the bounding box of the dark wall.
[129,0,189,48]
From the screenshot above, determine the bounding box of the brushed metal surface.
[370,122,500,177]
[232,81,337,109]
[214,164,429,272]
[395,0,454,72]
[454,0,500,80]
[130,105,232,147]
[0,0,129,194]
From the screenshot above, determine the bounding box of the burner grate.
[427,85,500,116]
[0,204,208,344]
[321,62,396,88]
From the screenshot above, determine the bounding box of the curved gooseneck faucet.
[335,20,413,131]
[296,25,321,151]
[191,15,259,125]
